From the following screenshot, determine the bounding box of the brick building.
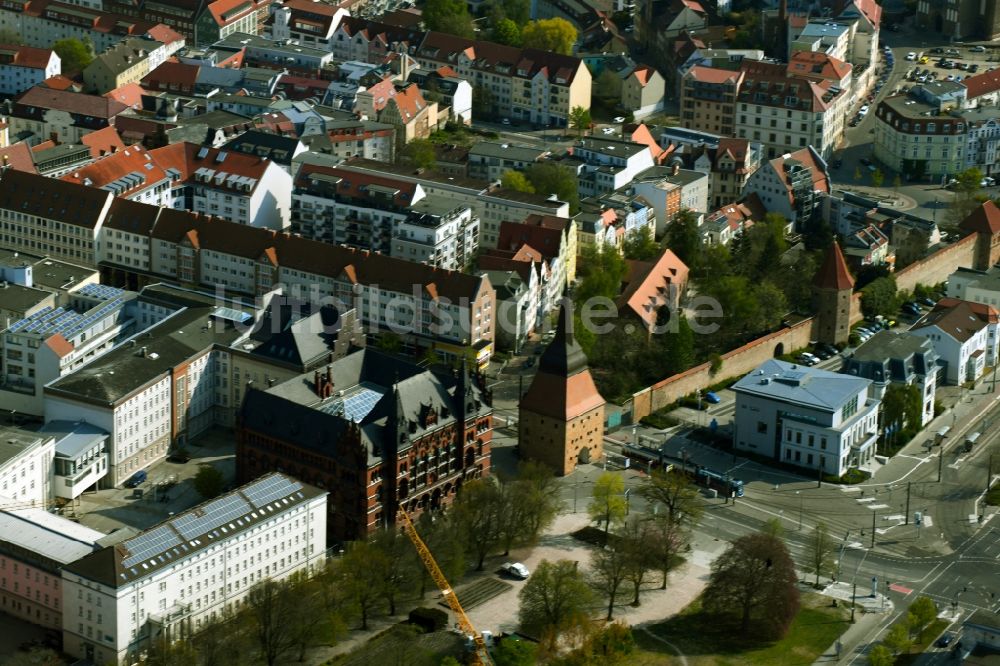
[519,303,605,476]
[236,349,493,541]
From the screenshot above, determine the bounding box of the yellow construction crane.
[398,508,492,666]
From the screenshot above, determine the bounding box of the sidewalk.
[813,612,882,664]
[811,582,894,664]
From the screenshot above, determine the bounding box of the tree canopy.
[501,169,535,193]
[521,18,577,55]
[423,0,475,37]
[518,559,593,638]
[525,162,579,213]
[860,276,899,319]
[53,38,94,75]
[570,105,592,136]
[702,532,800,638]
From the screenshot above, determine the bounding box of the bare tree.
[810,521,834,586]
[590,540,629,620]
[702,532,800,638]
[645,513,687,589]
[373,527,420,615]
[338,540,389,629]
[620,517,657,606]
[245,580,299,666]
[638,468,703,528]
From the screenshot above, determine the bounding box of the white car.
[502,562,530,579]
[905,52,917,61]
[859,105,869,116]
[613,116,626,123]
[972,45,987,53]
[602,127,615,134]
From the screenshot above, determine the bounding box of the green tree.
[402,138,437,169]
[588,472,627,537]
[501,169,535,193]
[645,513,688,589]
[501,0,531,24]
[451,478,505,570]
[810,521,834,586]
[881,382,922,450]
[622,226,660,260]
[950,166,985,227]
[860,276,898,318]
[703,532,800,637]
[594,68,623,104]
[525,162,579,213]
[493,638,539,666]
[53,38,94,75]
[569,105,591,137]
[472,84,496,119]
[907,596,938,641]
[869,644,896,666]
[664,209,701,271]
[620,517,657,606]
[518,559,593,637]
[521,17,578,55]
[573,244,627,302]
[656,312,696,377]
[245,580,302,666]
[872,168,885,189]
[423,0,474,36]
[491,17,522,45]
[883,620,912,655]
[193,464,224,500]
[338,540,388,629]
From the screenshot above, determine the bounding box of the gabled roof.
[80,126,126,159]
[496,219,565,260]
[104,83,146,109]
[616,247,689,330]
[14,86,128,119]
[686,65,742,84]
[963,69,1000,100]
[912,298,999,342]
[0,142,38,174]
[814,242,855,291]
[960,200,1000,235]
[0,170,112,229]
[0,44,55,69]
[787,51,852,82]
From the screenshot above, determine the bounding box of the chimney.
[326,365,332,386]
[140,346,147,357]
[672,163,680,176]
[314,369,320,391]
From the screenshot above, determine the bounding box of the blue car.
[704,391,721,404]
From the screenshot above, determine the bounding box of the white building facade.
[61,474,328,666]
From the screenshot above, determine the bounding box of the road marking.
[848,541,865,549]
[869,503,891,509]
[857,497,876,503]
[841,486,862,493]
[884,514,905,521]
[923,515,934,528]
[890,583,913,594]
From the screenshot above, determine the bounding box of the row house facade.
[0,0,165,52]
[0,44,60,97]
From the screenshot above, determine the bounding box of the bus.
[694,466,745,497]
[964,431,981,453]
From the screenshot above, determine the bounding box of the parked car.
[613,116,626,123]
[124,470,148,488]
[946,48,961,56]
[704,391,721,404]
[936,633,955,647]
[501,562,530,579]
[601,127,615,134]
[813,347,834,360]
[920,297,936,307]
[971,64,981,73]
[859,105,870,116]
[860,157,873,167]
[167,451,190,464]
[931,47,944,54]
[971,45,987,53]
[832,158,843,168]
[905,51,916,61]
[796,353,820,366]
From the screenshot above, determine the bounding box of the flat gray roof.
[40,420,109,459]
[0,506,104,566]
[734,358,871,411]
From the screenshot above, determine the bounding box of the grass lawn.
[896,618,951,665]
[638,592,850,665]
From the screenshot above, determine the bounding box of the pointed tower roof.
[521,301,605,420]
[539,301,588,376]
[960,200,1000,235]
[814,241,855,291]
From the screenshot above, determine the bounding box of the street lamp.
[797,491,803,530]
[850,546,872,623]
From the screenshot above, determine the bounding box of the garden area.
[636,592,850,666]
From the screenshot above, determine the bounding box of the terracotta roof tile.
[0,45,55,70]
[44,334,74,359]
[960,200,1000,235]
[14,86,128,119]
[103,83,146,109]
[80,126,126,159]
[814,242,855,290]
[0,142,38,174]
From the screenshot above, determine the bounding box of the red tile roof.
[960,200,1000,235]
[206,0,268,26]
[295,161,419,207]
[40,75,80,91]
[104,82,146,108]
[629,123,666,163]
[0,44,54,69]
[814,242,855,290]
[14,86,128,119]
[686,65,742,84]
[144,24,185,46]
[963,69,1000,100]
[616,248,689,330]
[913,298,998,341]
[80,126,126,159]
[0,142,38,174]
[842,0,881,27]
[631,64,654,87]
[62,145,167,194]
[44,334,74,359]
[387,83,427,120]
[787,51,852,83]
[497,219,565,260]
[141,61,200,91]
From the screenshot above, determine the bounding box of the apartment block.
[0,44,60,97]
[9,86,129,147]
[83,35,184,95]
[61,474,327,665]
[0,1,165,52]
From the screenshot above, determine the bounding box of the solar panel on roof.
[122,524,182,569]
[172,493,251,540]
[242,475,303,508]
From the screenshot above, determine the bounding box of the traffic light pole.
[871,509,877,549]
[905,482,911,525]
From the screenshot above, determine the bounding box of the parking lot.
[899,44,999,89]
[70,428,237,535]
